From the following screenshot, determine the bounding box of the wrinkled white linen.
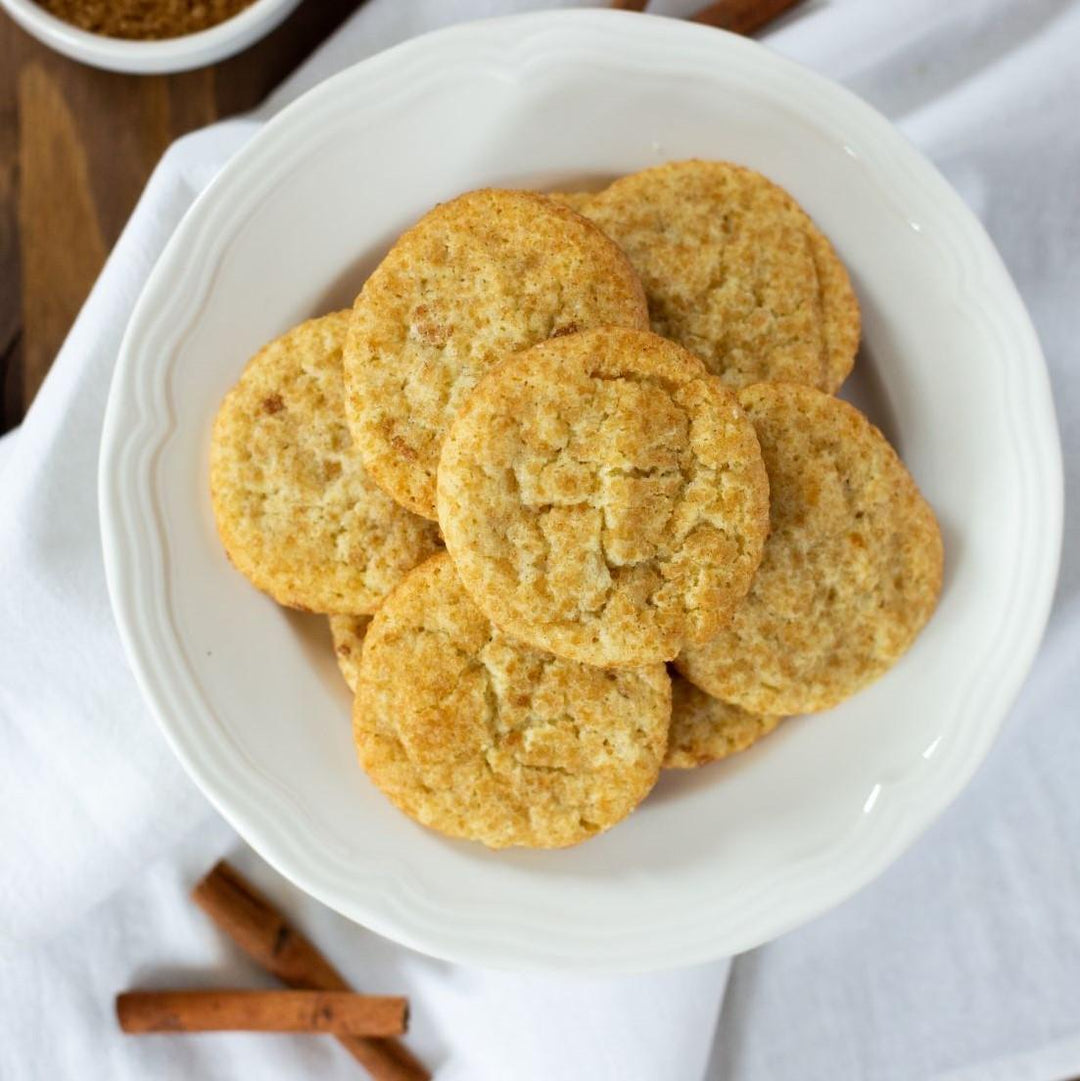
[2,1,1077,1078]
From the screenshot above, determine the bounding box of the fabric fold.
[1,1,1078,1079]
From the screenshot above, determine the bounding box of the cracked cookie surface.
[437,327,770,668]
[555,161,859,392]
[344,188,649,520]
[665,673,781,769]
[677,383,943,714]
[354,553,671,849]
[210,312,442,614]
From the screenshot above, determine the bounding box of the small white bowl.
[0,0,303,74]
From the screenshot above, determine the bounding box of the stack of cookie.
[211,161,943,850]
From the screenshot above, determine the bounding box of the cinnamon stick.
[689,0,805,35]
[192,862,429,1081]
[609,0,649,10]
[116,990,407,1036]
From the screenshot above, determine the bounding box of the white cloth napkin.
[1,1,1078,1079]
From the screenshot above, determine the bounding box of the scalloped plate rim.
[99,10,1063,972]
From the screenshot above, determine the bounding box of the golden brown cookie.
[664,674,781,769]
[329,613,371,693]
[677,383,943,714]
[557,161,860,392]
[808,230,860,394]
[437,327,770,668]
[354,553,671,849]
[344,188,649,519]
[546,190,597,213]
[210,312,442,614]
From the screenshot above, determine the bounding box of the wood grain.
[17,62,108,408]
[0,19,22,433]
[0,0,364,434]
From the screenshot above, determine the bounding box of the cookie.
[437,327,770,668]
[677,383,943,714]
[354,553,671,849]
[557,161,859,392]
[807,229,860,394]
[664,674,781,769]
[210,312,442,614]
[547,190,597,213]
[329,613,371,693]
[344,188,650,519]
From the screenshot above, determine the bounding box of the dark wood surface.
[0,0,363,435]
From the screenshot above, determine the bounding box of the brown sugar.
[35,0,258,40]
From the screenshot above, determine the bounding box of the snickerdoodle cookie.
[677,383,942,715]
[344,189,649,519]
[547,190,596,214]
[354,553,671,849]
[664,674,781,769]
[329,613,371,693]
[210,312,441,614]
[437,327,770,668]
[557,161,859,392]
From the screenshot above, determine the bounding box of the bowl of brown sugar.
[0,0,303,73]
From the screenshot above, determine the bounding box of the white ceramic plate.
[100,11,1062,972]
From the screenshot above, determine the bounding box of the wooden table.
[0,0,363,435]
